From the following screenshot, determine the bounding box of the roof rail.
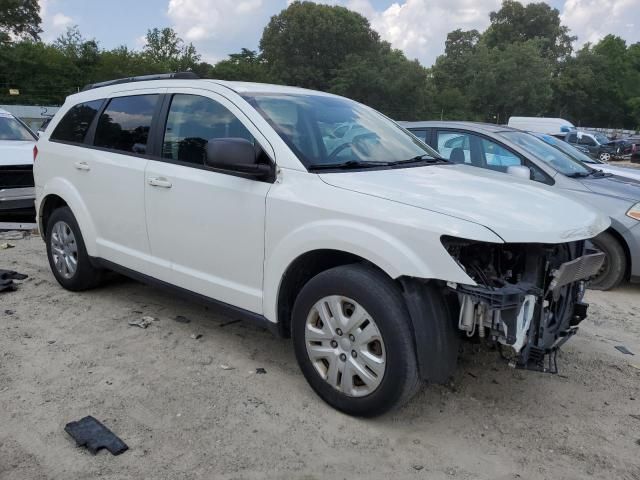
[81,72,199,91]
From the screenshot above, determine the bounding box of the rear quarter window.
[50,100,103,143]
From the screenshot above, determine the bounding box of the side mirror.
[205,138,271,178]
[507,165,531,180]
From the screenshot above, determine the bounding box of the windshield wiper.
[308,160,393,171]
[567,172,590,178]
[387,155,450,166]
[588,169,612,178]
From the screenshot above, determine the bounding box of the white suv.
[34,74,609,416]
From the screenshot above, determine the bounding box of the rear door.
[83,90,164,271]
[144,90,274,313]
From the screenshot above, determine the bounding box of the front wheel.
[588,231,626,290]
[291,264,420,417]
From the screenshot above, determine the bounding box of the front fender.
[262,219,481,323]
[37,177,98,256]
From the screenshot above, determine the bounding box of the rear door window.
[94,95,159,154]
[50,100,103,144]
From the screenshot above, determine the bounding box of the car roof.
[0,108,14,116]
[400,120,516,134]
[66,78,339,104]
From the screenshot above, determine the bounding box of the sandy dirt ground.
[1,235,639,480]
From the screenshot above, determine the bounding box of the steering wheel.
[326,133,377,161]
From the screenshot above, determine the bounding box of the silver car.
[402,121,640,290]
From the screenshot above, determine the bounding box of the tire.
[46,206,103,291]
[599,152,611,162]
[291,264,420,417]
[588,231,626,291]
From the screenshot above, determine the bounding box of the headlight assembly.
[626,202,640,221]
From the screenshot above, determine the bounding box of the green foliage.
[330,43,434,120]
[483,0,575,62]
[142,27,201,72]
[0,0,42,44]
[260,1,379,90]
[0,0,638,130]
[209,48,273,83]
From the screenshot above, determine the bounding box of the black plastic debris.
[0,269,28,293]
[64,416,128,455]
[256,368,267,374]
[615,345,635,356]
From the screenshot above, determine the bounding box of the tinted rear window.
[94,95,159,154]
[51,100,103,143]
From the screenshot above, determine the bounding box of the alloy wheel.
[50,220,79,279]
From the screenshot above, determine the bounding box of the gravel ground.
[1,235,639,480]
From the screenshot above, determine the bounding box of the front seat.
[449,147,466,164]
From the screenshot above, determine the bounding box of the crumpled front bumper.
[452,251,605,373]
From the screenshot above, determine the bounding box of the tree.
[210,48,272,82]
[553,36,640,128]
[260,1,379,90]
[0,0,41,44]
[330,43,433,120]
[142,27,200,72]
[484,0,575,62]
[467,41,553,121]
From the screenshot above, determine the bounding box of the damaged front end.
[442,236,604,373]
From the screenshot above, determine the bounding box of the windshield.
[0,115,36,141]
[243,93,438,168]
[500,131,591,176]
[594,133,610,144]
[534,133,601,165]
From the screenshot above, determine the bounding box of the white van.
[34,73,608,416]
[508,117,575,137]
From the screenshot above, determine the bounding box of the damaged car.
[0,108,37,218]
[35,74,609,416]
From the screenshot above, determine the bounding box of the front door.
[144,91,273,314]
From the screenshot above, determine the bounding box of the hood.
[580,174,640,202]
[319,164,609,244]
[593,165,640,184]
[0,140,35,166]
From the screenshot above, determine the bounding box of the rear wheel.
[291,264,420,417]
[46,207,103,291]
[588,231,626,291]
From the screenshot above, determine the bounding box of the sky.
[38,0,640,67]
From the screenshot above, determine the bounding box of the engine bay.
[442,237,605,372]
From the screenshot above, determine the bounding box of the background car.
[0,108,37,220]
[564,130,618,162]
[404,121,640,291]
[532,132,640,183]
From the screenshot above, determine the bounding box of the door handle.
[74,161,90,171]
[147,177,172,188]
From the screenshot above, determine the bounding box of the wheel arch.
[38,179,98,255]
[604,226,631,281]
[274,249,389,337]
